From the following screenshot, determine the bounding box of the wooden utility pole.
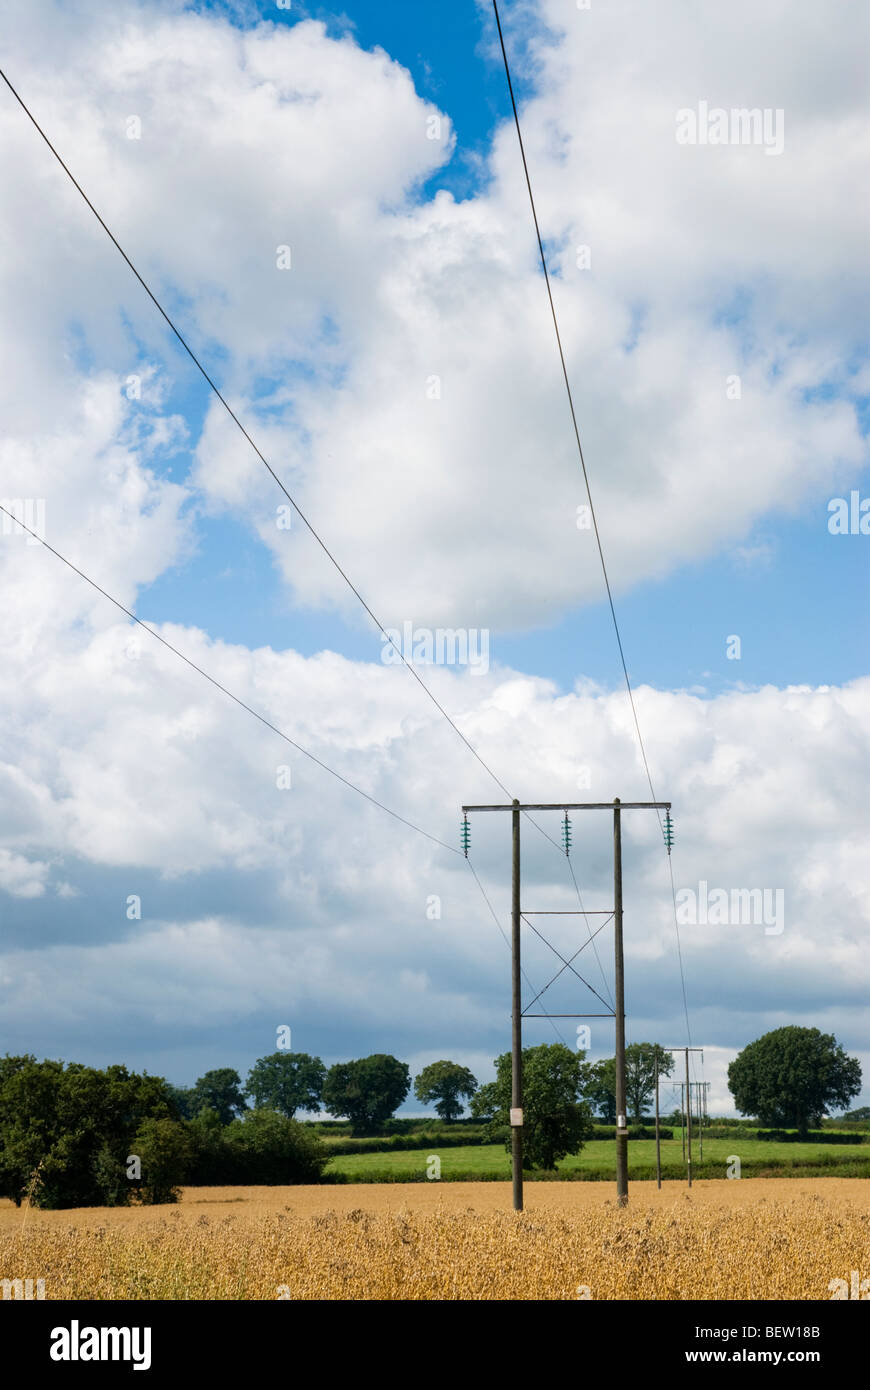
[668,1049,704,1187]
[462,797,670,1211]
[654,1051,662,1188]
[613,799,628,1206]
[685,1047,693,1187]
[511,799,523,1210]
[696,1080,709,1160]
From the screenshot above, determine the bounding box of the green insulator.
[562,811,572,857]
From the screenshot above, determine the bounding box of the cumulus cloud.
[0,849,50,899]
[0,593,867,1094]
[190,0,869,623]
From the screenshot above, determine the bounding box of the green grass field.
[326,1135,870,1182]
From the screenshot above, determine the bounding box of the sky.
[0,0,868,1121]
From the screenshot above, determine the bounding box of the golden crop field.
[1,1180,868,1300]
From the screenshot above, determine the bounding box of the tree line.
[0,1052,478,1208]
[0,1056,328,1208]
[167,1054,479,1129]
[0,1027,860,1207]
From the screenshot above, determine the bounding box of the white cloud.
[0,374,191,647]
[0,593,866,1089]
[0,849,50,898]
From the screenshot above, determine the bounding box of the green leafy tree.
[182,1108,326,1185]
[323,1055,410,1134]
[583,1058,617,1123]
[842,1106,870,1122]
[470,1080,500,1123]
[728,1027,862,1136]
[132,1118,194,1204]
[471,1043,594,1170]
[46,1063,174,1207]
[0,1056,175,1208]
[413,1061,477,1122]
[584,1048,676,1121]
[625,1044,675,1120]
[166,1084,195,1119]
[90,1144,131,1207]
[224,1108,327,1183]
[189,1069,247,1125]
[244,1053,326,1118]
[185,1108,229,1186]
[0,1055,64,1205]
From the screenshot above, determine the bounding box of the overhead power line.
[491,0,693,1046]
[2,66,618,854]
[0,60,616,990]
[466,857,569,1046]
[2,51,653,1043]
[490,2,655,800]
[567,854,614,1009]
[0,63,514,805]
[0,504,458,856]
[1,505,581,1037]
[0,502,584,1036]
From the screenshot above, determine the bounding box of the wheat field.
[1,1179,868,1300]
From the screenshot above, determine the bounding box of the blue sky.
[0,0,868,1119]
[141,498,870,695]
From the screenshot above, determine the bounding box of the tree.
[91,1143,130,1208]
[132,1118,194,1204]
[413,1061,477,1122]
[322,1055,410,1134]
[0,1055,64,1205]
[583,1047,674,1121]
[244,1053,326,1118]
[470,1043,594,1170]
[0,1056,176,1208]
[728,1027,862,1136]
[224,1108,328,1184]
[625,1044,675,1120]
[189,1069,247,1125]
[185,1108,229,1186]
[181,1107,327,1185]
[166,1083,195,1119]
[583,1058,617,1123]
[842,1106,870,1122]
